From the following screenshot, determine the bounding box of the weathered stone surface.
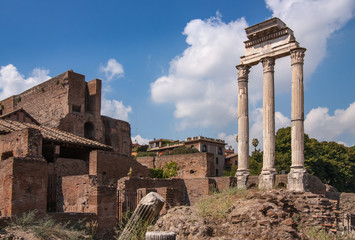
[119,192,165,240]
[150,190,339,240]
[146,231,176,240]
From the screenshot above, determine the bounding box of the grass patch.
[6,210,91,240]
[302,225,354,240]
[115,211,151,240]
[197,187,248,220]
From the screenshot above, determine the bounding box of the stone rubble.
[149,190,339,240]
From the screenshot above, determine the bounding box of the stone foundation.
[259,170,277,190]
[236,170,249,189]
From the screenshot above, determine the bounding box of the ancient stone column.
[288,48,307,192]
[259,57,277,189]
[118,192,165,240]
[235,64,250,189]
[146,231,176,240]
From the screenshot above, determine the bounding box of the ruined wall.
[208,177,237,192]
[61,175,97,213]
[53,158,90,212]
[136,156,155,168]
[54,158,88,177]
[136,152,215,178]
[89,151,149,185]
[0,128,42,160]
[0,158,13,217]
[101,116,131,156]
[183,178,210,206]
[0,158,47,217]
[0,72,70,126]
[339,193,355,214]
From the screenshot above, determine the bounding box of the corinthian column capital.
[290,48,306,65]
[261,57,275,73]
[236,64,250,81]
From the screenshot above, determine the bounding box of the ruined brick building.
[0,70,150,234]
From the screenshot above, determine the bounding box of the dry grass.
[196,187,248,220]
[6,210,89,240]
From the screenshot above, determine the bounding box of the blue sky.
[1,0,355,150]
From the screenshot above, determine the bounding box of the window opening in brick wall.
[218,147,222,155]
[84,122,95,140]
[72,104,81,114]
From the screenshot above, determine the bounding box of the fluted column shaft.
[236,64,250,173]
[291,48,306,168]
[261,57,276,172]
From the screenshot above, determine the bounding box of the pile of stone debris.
[149,189,341,240]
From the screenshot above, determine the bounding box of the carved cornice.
[290,48,306,65]
[261,57,275,73]
[236,64,250,81]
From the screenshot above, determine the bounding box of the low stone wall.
[208,177,237,192]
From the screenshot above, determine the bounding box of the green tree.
[252,138,259,151]
[274,127,355,192]
[249,138,263,175]
[250,149,263,175]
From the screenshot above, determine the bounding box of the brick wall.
[0,72,70,127]
[136,156,155,168]
[89,151,149,185]
[61,175,97,213]
[54,158,88,177]
[0,157,48,217]
[0,128,42,160]
[0,158,13,217]
[101,116,132,155]
[137,152,215,178]
[208,177,237,192]
[183,178,210,206]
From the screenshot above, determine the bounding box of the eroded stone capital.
[236,64,250,81]
[290,48,306,65]
[261,57,275,73]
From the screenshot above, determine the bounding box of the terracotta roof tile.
[0,119,112,150]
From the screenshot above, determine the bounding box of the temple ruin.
[236,17,308,191]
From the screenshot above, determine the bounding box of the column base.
[236,170,249,189]
[259,170,277,190]
[287,167,308,192]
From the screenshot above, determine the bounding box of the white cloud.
[101,98,132,121]
[131,135,151,145]
[151,13,247,129]
[305,102,355,145]
[0,64,51,99]
[250,108,291,151]
[100,58,124,81]
[150,1,355,133]
[218,132,238,152]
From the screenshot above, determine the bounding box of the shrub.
[149,161,180,178]
[136,152,156,157]
[150,168,163,178]
[169,146,199,155]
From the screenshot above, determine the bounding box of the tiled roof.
[0,119,112,150]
